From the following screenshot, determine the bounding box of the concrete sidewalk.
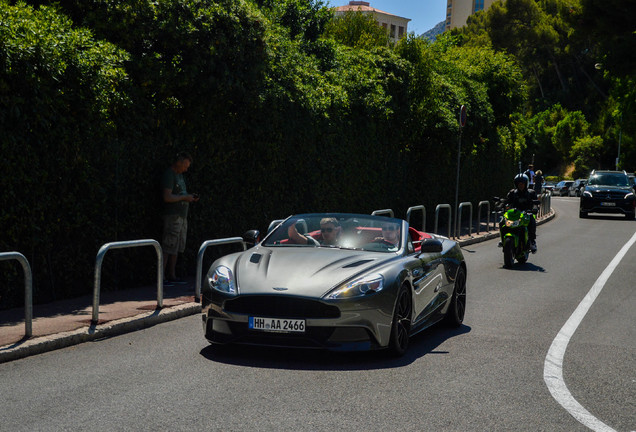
[0,280,201,363]
[0,210,554,364]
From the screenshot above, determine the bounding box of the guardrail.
[477,201,492,234]
[195,237,246,301]
[93,239,163,325]
[0,252,33,338]
[456,202,473,238]
[434,204,452,238]
[539,193,551,218]
[371,209,394,217]
[406,205,426,231]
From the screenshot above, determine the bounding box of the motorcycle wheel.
[503,237,515,268]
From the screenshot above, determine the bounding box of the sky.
[325,0,448,36]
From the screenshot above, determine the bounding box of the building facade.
[333,1,411,43]
[445,0,496,30]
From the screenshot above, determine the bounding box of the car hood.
[234,246,394,298]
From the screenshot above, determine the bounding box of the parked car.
[568,179,587,197]
[580,170,635,219]
[543,182,555,194]
[201,212,467,356]
[552,180,574,196]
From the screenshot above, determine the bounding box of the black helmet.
[514,174,529,187]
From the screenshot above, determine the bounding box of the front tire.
[503,237,514,268]
[388,284,412,357]
[444,267,466,327]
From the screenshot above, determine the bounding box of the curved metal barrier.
[456,202,473,238]
[93,240,163,324]
[196,237,246,301]
[434,204,452,238]
[406,205,426,231]
[477,201,491,234]
[0,252,33,337]
[371,209,394,217]
[539,193,551,218]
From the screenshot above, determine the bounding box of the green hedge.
[0,1,522,309]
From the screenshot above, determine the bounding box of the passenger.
[288,217,341,246]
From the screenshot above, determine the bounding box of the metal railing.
[195,237,246,301]
[538,193,551,218]
[93,240,163,324]
[371,209,394,217]
[456,202,473,238]
[406,205,426,231]
[477,201,491,234]
[434,204,452,238]
[0,252,32,337]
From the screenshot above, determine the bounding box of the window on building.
[473,0,484,12]
[398,26,404,38]
[382,22,387,30]
[390,24,396,38]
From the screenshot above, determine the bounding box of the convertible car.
[201,213,467,356]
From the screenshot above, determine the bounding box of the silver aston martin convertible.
[201,213,467,356]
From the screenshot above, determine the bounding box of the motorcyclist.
[506,173,538,253]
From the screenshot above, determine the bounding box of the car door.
[408,248,446,326]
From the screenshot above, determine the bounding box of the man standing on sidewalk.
[161,152,199,284]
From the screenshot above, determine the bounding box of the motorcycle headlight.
[505,219,520,227]
[326,274,384,299]
[208,266,237,295]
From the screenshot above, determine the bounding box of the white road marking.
[544,230,636,432]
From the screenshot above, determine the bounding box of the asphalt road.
[1,197,634,431]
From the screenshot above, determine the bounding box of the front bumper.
[580,194,635,215]
[201,292,394,351]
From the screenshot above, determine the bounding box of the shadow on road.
[199,324,471,370]
[500,261,546,272]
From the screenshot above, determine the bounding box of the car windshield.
[262,213,404,253]
[588,173,630,187]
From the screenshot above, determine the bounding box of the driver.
[288,217,341,246]
[375,222,400,247]
[506,173,538,253]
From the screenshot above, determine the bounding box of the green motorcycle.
[494,198,538,268]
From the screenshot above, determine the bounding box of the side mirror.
[420,238,443,253]
[242,230,260,247]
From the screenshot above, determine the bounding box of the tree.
[570,135,604,177]
[323,10,389,49]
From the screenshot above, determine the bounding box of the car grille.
[590,190,628,200]
[224,296,341,319]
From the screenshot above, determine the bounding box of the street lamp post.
[616,113,622,170]
[454,105,467,238]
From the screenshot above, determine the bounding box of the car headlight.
[326,274,384,299]
[583,191,593,198]
[209,266,237,295]
[625,192,634,199]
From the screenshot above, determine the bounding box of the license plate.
[249,317,306,333]
[601,202,616,207]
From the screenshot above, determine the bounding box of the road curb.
[0,302,201,364]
